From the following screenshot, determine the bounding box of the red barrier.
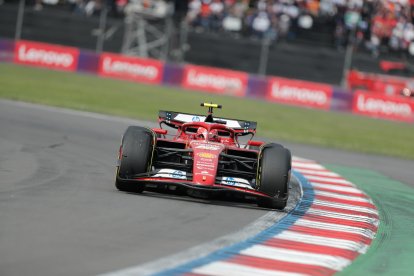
[379,60,406,72]
[352,91,414,122]
[8,38,413,123]
[98,53,163,84]
[266,77,333,110]
[347,70,414,96]
[182,65,248,96]
[14,40,79,71]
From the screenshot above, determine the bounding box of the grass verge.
[0,63,413,159]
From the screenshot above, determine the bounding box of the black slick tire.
[256,143,291,210]
[115,126,154,193]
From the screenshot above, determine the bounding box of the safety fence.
[1,38,413,123]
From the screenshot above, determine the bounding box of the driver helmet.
[196,127,208,140]
[208,129,220,142]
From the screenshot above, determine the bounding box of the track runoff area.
[103,157,378,276]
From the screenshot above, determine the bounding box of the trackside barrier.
[353,90,414,122]
[0,38,412,123]
[266,76,333,110]
[347,69,414,97]
[97,52,164,84]
[181,64,249,97]
[14,40,79,71]
[0,39,14,62]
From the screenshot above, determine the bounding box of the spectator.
[222,0,248,32]
[251,11,270,36]
[210,0,225,30]
[187,0,202,24]
[84,0,103,16]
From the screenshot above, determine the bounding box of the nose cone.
[190,141,224,185]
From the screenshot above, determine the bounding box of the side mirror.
[247,140,264,147]
[152,128,167,135]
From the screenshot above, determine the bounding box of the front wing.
[116,175,274,200]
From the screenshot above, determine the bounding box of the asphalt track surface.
[1,100,413,276]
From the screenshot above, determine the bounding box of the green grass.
[1,63,413,159]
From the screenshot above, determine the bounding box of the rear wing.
[158,110,257,134]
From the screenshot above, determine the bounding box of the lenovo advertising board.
[182,65,248,97]
[98,53,163,84]
[352,91,414,122]
[14,40,79,71]
[267,77,333,109]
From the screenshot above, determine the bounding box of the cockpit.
[179,123,237,146]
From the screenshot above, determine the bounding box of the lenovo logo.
[15,41,79,71]
[18,45,74,67]
[98,53,163,84]
[186,69,242,91]
[182,65,247,96]
[102,57,159,80]
[271,83,328,105]
[267,78,332,109]
[355,94,412,117]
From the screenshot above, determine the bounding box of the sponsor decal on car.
[98,53,163,84]
[192,116,201,122]
[197,152,215,159]
[182,65,248,96]
[153,169,187,180]
[14,40,79,71]
[352,91,414,122]
[196,160,215,170]
[174,114,243,129]
[220,176,253,190]
[172,170,186,179]
[267,77,333,109]
[194,171,215,178]
[196,163,215,169]
[191,142,223,151]
[224,177,236,185]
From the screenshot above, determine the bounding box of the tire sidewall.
[257,143,291,208]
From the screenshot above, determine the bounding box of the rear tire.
[115,126,154,193]
[256,143,291,210]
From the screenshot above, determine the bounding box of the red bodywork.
[118,111,276,200]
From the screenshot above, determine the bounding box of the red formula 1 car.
[115,103,291,209]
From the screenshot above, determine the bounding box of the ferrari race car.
[115,103,291,209]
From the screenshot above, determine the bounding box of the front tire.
[256,143,291,210]
[115,126,155,193]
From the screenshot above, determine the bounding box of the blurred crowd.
[3,0,414,56]
[186,0,414,56]
[1,0,159,16]
[331,0,414,56]
[28,0,126,16]
[186,0,315,40]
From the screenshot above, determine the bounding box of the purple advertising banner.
[246,75,268,99]
[0,38,15,62]
[77,50,100,73]
[331,87,354,112]
[162,63,183,86]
